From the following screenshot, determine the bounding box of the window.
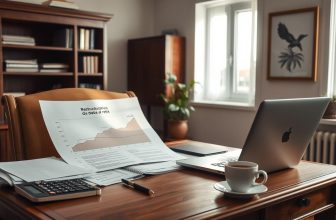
[194,0,257,106]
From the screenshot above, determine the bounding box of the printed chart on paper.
[40,98,183,172]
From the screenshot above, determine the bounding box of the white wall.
[72,0,155,92]
[153,0,331,147]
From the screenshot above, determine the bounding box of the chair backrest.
[2,88,136,161]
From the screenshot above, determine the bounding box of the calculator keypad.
[34,179,95,196]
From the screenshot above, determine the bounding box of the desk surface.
[0,160,336,219]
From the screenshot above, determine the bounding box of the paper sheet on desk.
[85,169,142,186]
[84,161,180,186]
[40,97,185,172]
[125,161,180,175]
[0,157,92,182]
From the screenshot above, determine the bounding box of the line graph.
[53,114,151,152]
[72,118,150,152]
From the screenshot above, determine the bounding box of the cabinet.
[127,35,185,106]
[265,187,335,219]
[0,1,111,160]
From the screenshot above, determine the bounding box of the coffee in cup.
[225,161,268,193]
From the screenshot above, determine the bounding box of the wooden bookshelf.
[4,72,74,76]
[0,1,112,109]
[3,45,74,52]
[0,1,112,160]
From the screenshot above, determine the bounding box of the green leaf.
[177,83,186,90]
[161,72,198,120]
[185,108,190,118]
[168,104,179,112]
[166,73,177,84]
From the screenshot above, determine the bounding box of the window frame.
[194,0,257,107]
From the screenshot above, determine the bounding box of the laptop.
[177,97,331,174]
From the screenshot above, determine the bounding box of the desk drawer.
[265,187,334,220]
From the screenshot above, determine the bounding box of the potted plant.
[161,73,196,139]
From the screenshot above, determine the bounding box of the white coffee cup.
[225,161,268,193]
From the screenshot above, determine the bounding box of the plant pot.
[323,101,336,119]
[167,120,188,140]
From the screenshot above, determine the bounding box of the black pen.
[121,179,155,196]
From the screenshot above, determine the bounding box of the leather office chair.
[2,88,136,161]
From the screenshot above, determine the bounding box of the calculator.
[14,178,101,202]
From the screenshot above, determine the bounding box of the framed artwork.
[267,7,319,81]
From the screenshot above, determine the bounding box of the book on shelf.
[89,29,95,49]
[79,28,96,50]
[40,68,68,73]
[5,59,37,64]
[5,59,39,72]
[83,56,87,73]
[2,34,36,46]
[4,59,38,72]
[6,68,39,73]
[2,41,35,46]
[82,56,98,74]
[6,63,39,68]
[52,28,73,48]
[67,28,73,48]
[84,29,90,50]
[94,56,98,73]
[2,35,35,43]
[87,56,91,73]
[52,84,63,89]
[40,63,69,69]
[42,0,79,10]
[79,83,101,90]
[79,28,85,50]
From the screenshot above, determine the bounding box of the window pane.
[205,8,227,100]
[194,0,257,106]
[234,10,252,94]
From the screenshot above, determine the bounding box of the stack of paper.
[0,157,91,183]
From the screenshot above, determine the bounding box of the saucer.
[214,181,268,198]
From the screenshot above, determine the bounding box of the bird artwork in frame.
[267,7,319,81]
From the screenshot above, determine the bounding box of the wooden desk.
[0,161,335,219]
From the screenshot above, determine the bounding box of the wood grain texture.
[0,160,336,219]
[0,1,112,22]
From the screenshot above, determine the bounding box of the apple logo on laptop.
[282,127,292,143]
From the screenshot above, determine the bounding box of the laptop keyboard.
[211,157,237,167]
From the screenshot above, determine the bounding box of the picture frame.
[267,7,319,81]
